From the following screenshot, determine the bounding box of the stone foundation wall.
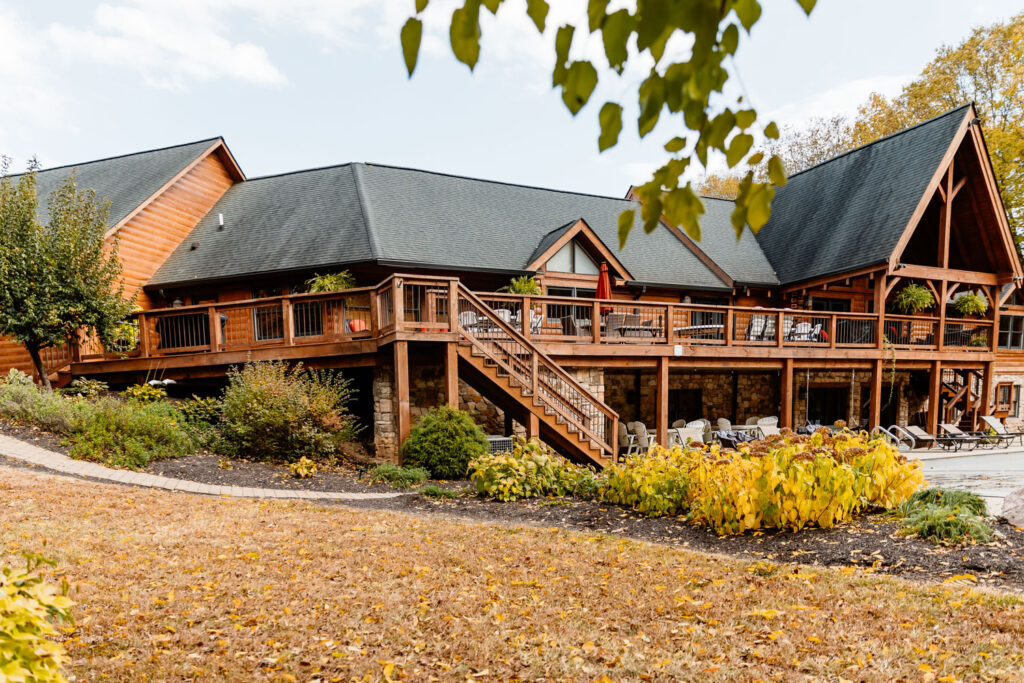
[993,372,1024,431]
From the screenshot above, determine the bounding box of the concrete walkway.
[917,449,1024,517]
[0,434,406,501]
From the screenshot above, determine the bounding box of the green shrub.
[63,377,108,399]
[898,487,993,545]
[903,487,987,516]
[601,450,690,517]
[179,395,221,425]
[369,463,429,489]
[3,368,35,386]
[469,438,594,501]
[218,361,360,463]
[419,484,459,499]
[0,554,74,683]
[401,406,489,479]
[900,504,994,545]
[68,398,194,469]
[122,383,166,403]
[0,381,85,434]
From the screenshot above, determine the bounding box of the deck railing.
[71,275,1002,362]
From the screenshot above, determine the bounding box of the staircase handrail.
[455,284,618,455]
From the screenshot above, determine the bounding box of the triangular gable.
[890,103,1022,282]
[105,138,245,240]
[526,218,633,281]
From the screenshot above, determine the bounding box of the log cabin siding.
[0,338,35,376]
[115,150,236,309]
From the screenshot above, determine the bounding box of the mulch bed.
[2,419,1023,591]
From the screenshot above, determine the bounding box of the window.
[998,315,1024,349]
[547,240,599,275]
[996,383,1013,411]
[810,297,851,312]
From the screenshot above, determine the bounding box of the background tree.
[0,160,133,388]
[692,173,740,200]
[401,0,817,245]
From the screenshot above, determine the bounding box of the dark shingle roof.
[23,139,221,228]
[692,197,779,286]
[528,221,576,265]
[149,163,731,291]
[754,105,970,284]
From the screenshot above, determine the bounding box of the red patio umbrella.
[596,262,612,314]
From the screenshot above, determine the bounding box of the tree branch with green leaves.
[400,0,816,247]
[0,160,134,388]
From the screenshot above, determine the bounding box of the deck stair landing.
[454,284,617,468]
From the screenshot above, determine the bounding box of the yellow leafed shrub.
[1,555,74,683]
[605,429,923,535]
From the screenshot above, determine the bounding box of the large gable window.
[547,240,599,275]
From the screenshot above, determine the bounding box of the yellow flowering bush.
[1,555,73,683]
[599,428,922,535]
[469,438,594,502]
[601,448,690,517]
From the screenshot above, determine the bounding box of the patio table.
[617,323,659,338]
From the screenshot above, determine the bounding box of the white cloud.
[48,1,285,90]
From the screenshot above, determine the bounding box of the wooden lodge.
[3,103,1023,466]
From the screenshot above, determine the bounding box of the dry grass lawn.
[1,466,1022,682]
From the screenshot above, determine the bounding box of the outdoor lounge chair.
[745,315,767,341]
[939,423,990,450]
[981,415,1024,447]
[669,426,704,447]
[627,421,655,450]
[757,417,780,437]
[717,418,732,431]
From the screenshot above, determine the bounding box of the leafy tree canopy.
[0,160,133,387]
[697,13,1024,257]
[400,0,817,246]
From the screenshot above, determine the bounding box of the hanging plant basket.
[892,283,934,314]
[953,292,988,318]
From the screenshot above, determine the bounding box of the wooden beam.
[526,413,539,441]
[939,162,953,268]
[869,358,883,429]
[885,276,902,297]
[781,265,887,295]
[656,356,669,446]
[896,264,1002,286]
[928,360,942,436]
[1000,285,1017,307]
[980,361,993,424]
[394,341,411,457]
[950,175,967,201]
[874,275,887,350]
[780,359,794,430]
[444,342,459,408]
[937,281,948,351]
[967,123,1024,280]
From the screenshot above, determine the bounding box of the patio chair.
[757,419,781,437]
[606,312,626,337]
[980,415,1024,447]
[671,419,690,429]
[904,425,945,450]
[758,416,778,426]
[744,416,759,426]
[670,426,704,447]
[789,322,813,341]
[618,422,639,457]
[717,418,732,431]
[745,315,767,341]
[628,421,655,450]
[560,316,583,336]
[686,419,710,430]
[762,315,777,342]
[529,310,545,334]
[939,423,990,450]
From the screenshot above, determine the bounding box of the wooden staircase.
[942,368,984,430]
[453,284,618,468]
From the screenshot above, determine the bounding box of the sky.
[1,0,1022,197]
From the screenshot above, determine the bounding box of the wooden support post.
[369,291,379,336]
[874,274,886,350]
[443,342,459,408]
[393,279,405,330]
[137,313,150,358]
[980,361,993,423]
[281,299,294,347]
[592,301,601,344]
[526,413,539,440]
[990,286,1001,353]
[928,360,942,436]
[724,308,734,345]
[869,358,883,429]
[394,341,411,456]
[656,356,669,446]
[780,359,794,430]
[207,306,221,353]
[448,279,459,332]
[937,281,948,350]
[776,311,784,347]
[521,296,532,338]
[665,305,673,343]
